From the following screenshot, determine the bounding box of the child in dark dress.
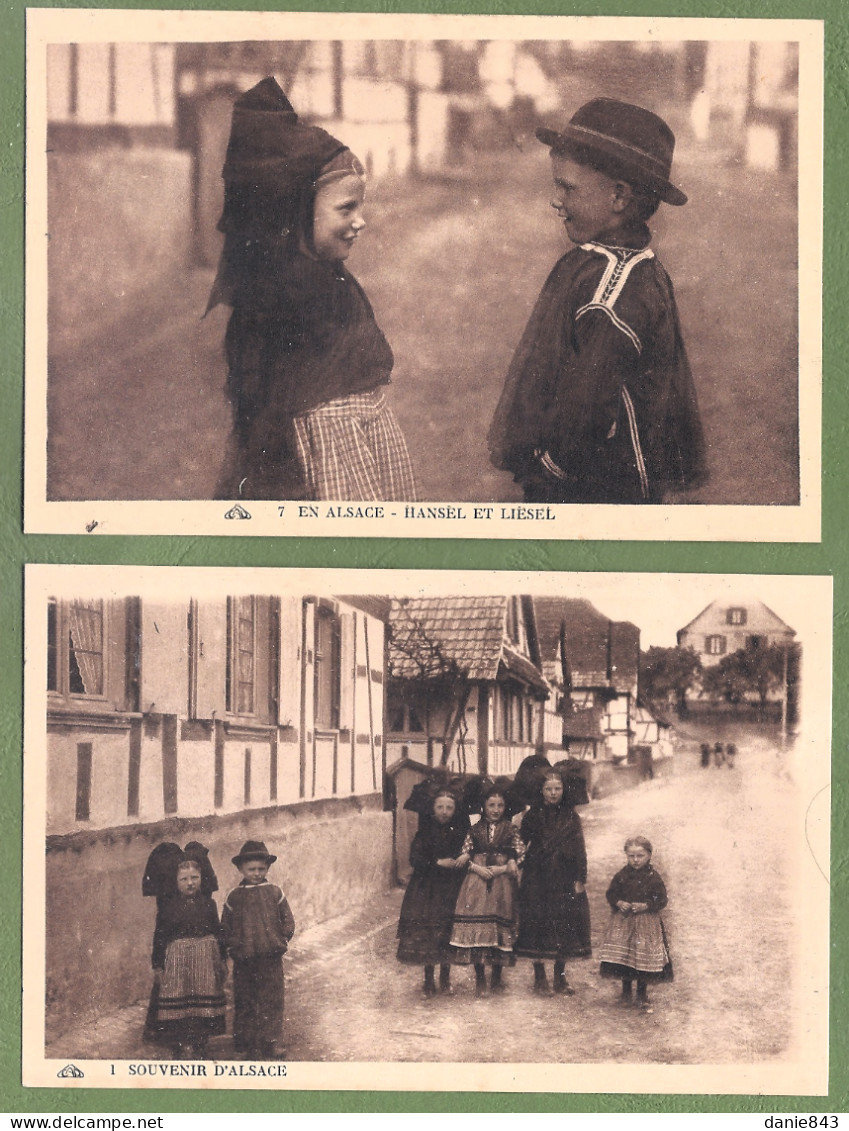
[449,785,525,997]
[515,769,591,995]
[210,77,416,502]
[599,836,673,1009]
[221,840,295,1059]
[396,788,470,998]
[149,854,227,1059]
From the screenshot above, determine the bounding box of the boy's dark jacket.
[488,235,708,503]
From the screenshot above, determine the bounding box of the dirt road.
[283,723,800,1066]
[49,721,811,1068]
[47,145,799,506]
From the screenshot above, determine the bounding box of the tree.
[639,646,702,716]
[701,642,787,715]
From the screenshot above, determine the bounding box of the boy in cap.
[210,77,416,502]
[221,840,295,1059]
[488,98,708,504]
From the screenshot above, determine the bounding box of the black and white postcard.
[24,10,822,541]
[23,565,830,1093]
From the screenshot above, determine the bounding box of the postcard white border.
[23,10,823,542]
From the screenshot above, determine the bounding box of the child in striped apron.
[150,855,228,1059]
[598,835,673,1011]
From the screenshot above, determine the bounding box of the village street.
[47,720,816,1071]
[47,138,799,506]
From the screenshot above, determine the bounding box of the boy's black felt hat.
[232,840,277,867]
[536,97,687,206]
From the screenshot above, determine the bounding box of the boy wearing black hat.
[221,840,295,1059]
[488,98,708,504]
[210,77,416,502]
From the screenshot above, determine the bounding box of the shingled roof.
[388,596,548,693]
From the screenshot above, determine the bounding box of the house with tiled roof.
[676,598,800,718]
[385,595,550,779]
[677,598,796,668]
[533,597,640,763]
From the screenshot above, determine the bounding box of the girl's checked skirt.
[293,389,417,501]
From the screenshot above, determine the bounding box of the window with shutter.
[315,606,341,730]
[226,596,256,716]
[48,598,129,709]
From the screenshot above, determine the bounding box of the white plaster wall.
[138,731,163,824]
[276,739,301,804]
[176,738,216,817]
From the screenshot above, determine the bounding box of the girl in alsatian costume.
[210,77,416,502]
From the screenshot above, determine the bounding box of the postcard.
[24,10,822,541]
[23,565,831,1093]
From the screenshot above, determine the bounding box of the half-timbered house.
[44,591,390,1039]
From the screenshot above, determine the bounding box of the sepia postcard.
[23,564,831,1093]
[24,9,822,542]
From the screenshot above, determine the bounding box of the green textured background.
[1,0,846,1114]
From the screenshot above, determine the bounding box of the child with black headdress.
[449,782,525,997]
[144,844,227,1059]
[396,786,470,999]
[515,767,591,996]
[209,77,416,502]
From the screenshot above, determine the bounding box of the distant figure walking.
[700,743,711,769]
[725,742,737,769]
[713,741,725,768]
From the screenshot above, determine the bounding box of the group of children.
[396,765,673,1010]
[142,839,294,1061]
[139,771,671,1063]
[210,79,707,506]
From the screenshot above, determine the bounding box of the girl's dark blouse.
[151,894,226,969]
[605,864,668,912]
[409,819,468,871]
